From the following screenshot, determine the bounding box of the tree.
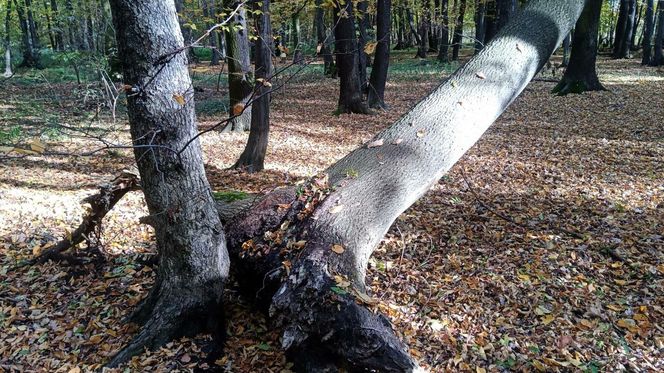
[334,0,370,114]
[553,0,605,95]
[3,0,12,77]
[451,0,467,60]
[202,0,221,65]
[102,0,587,369]
[222,0,253,132]
[437,0,450,62]
[368,0,392,109]
[233,0,273,172]
[106,0,229,366]
[561,32,572,67]
[315,0,335,76]
[653,0,664,65]
[642,0,655,65]
[415,1,430,58]
[14,0,40,67]
[356,0,370,91]
[613,0,636,58]
[474,0,486,54]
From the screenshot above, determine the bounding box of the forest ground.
[1,53,663,372]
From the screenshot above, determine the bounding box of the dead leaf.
[367,138,384,148]
[331,244,345,254]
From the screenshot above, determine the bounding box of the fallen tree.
[104,0,587,370]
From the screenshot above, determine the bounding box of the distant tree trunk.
[50,0,64,50]
[202,0,221,65]
[438,0,450,62]
[643,0,655,64]
[497,0,516,30]
[234,0,272,172]
[223,0,253,132]
[484,0,498,43]
[394,7,405,49]
[334,0,369,114]
[14,0,40,67]
[368,0,391,109]
[614,0,636,58]
[3,0,12,77]
[630,0,642,50]
[291,11,304,64]
[357,0,370,91]
[41,0,57,50]
[451,0,467,60]
[315,0,335,76]
[106,0,229,366]
[553,0,605,95]
[25,0,40,50]
[474,0,486,54]
[415,9,429,58]
[406,7,420,48]
[653,0,664,65]
[561,32,571,67]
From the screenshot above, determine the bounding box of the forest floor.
[1,54,663,372]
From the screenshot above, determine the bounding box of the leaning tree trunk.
[223,0,253,132]
[3,0,12,78]
[368,0,391,110]
[553,0,605,95]
[106,0,229,366]
[642,0,655,65]
[653,0,664,65]
[451,0,467,60]
[334,0,370,114]
[315,0,335,76]
[225,0,586,371]
[233,0,273,172]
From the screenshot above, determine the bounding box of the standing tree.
[437,0,450,62]
[14,0,41,67]
[334,0,370,114]
[3,0,12,77]
[653,0,664,65]
[474,0,486,54]
[368,0,392,109]
[106,0,229,365]
[613,0,636,58]
[642,0,655,65]
[315,0,335,76]
[451,0,467,61]
[222,0,253,132]
[553,0,605,95]
[233,0,273,172]
[105,0,586,369]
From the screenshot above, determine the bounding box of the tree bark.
[334,0,370,114]
[202,0,221,65]
[630,0,642,51]
[291,11,304,64]
[225,0,587,371]
[106,0,229,366]
[474,0,486,54]
[174,0,196,63]
[642,0,655,64]
[451,0,467,60]
[415,4,429,58]
[223,0,253,132]
[561,31,571,67]
[3,0,12,77]
[315,0,335,76]
[553,0,605,95]
[653,0,664,65]
[368,0,391,109]
[233,0,273,172]
[437,0,450,62]
[14,0,40,68]
[613,0,636,58]
[357,0,370,91]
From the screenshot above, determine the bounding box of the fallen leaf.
[331,244,345,254]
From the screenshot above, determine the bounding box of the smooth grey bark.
[368,0,391,109]
[451,0,467,60]
[653,0,664,65]
[437,0,450,62]
[315,0,335,76]
[553,0,605,95]
[642,0,655,64]
[233,0,272,172]
[3,0,11,78]
[106,0,229,366]
[223,0,253,132]
[224,0,588,371]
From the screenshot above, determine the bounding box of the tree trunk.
[619,0,637,57]
[451,0,467,60]
[438,0,450,62]
[653,0,664,65]
[368,0,391,109]
[561,31,571,67]
[14,0,40,68]
[233,0,273,172]
[497,0,516,30]
[553,0,605,95]
[174,0,196,63]
[357,0,370,92]
[394,6,405,49]
[49,0,64,50]
[643,0,655,64]
[227,1,587,371]
[474,0,486,54]
[223,0,253,132]
[42,0,56,50]
[106,0,229,366]
[613,0,636,58]
[334,0,370,114]
[415,9,429,58]
[484,0,498,44]
[630,0,642,50]
[3,0,12,77]
[315,0,335,76]
[202,0,221,66]
[291,11,304,64]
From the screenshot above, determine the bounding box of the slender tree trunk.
[106,0,229,366]
[451,0,467,60]
[415,7,429,58]
[394,7,405,49]
[291,11,304,64]
[234,0,273,172]
[438,0,450,62]
[315,0,335,76]
[25,0,40,50]
[50,0,64,50]
[14,0,40,67]
[406,7,421,47]
[614,0,632,57]
[618,0,637,57]
[643,0,655,64]
[474,0,486,54]
[653,0,664,65]
[41,0,56,49]
[368,0,391,109]
[484,0,498,43]
[3,0,12,77]
[357,0,370,91]
[630,0,642,50]
[553,0,605,95]
[334,0,370,114]
[223,0,253,132]
[561,32,571,67]
[203,0,221,65]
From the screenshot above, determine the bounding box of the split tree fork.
[106,0,586,370]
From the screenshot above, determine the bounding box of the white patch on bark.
[3,49,11,78]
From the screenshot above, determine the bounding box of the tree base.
[552,77,606,95]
